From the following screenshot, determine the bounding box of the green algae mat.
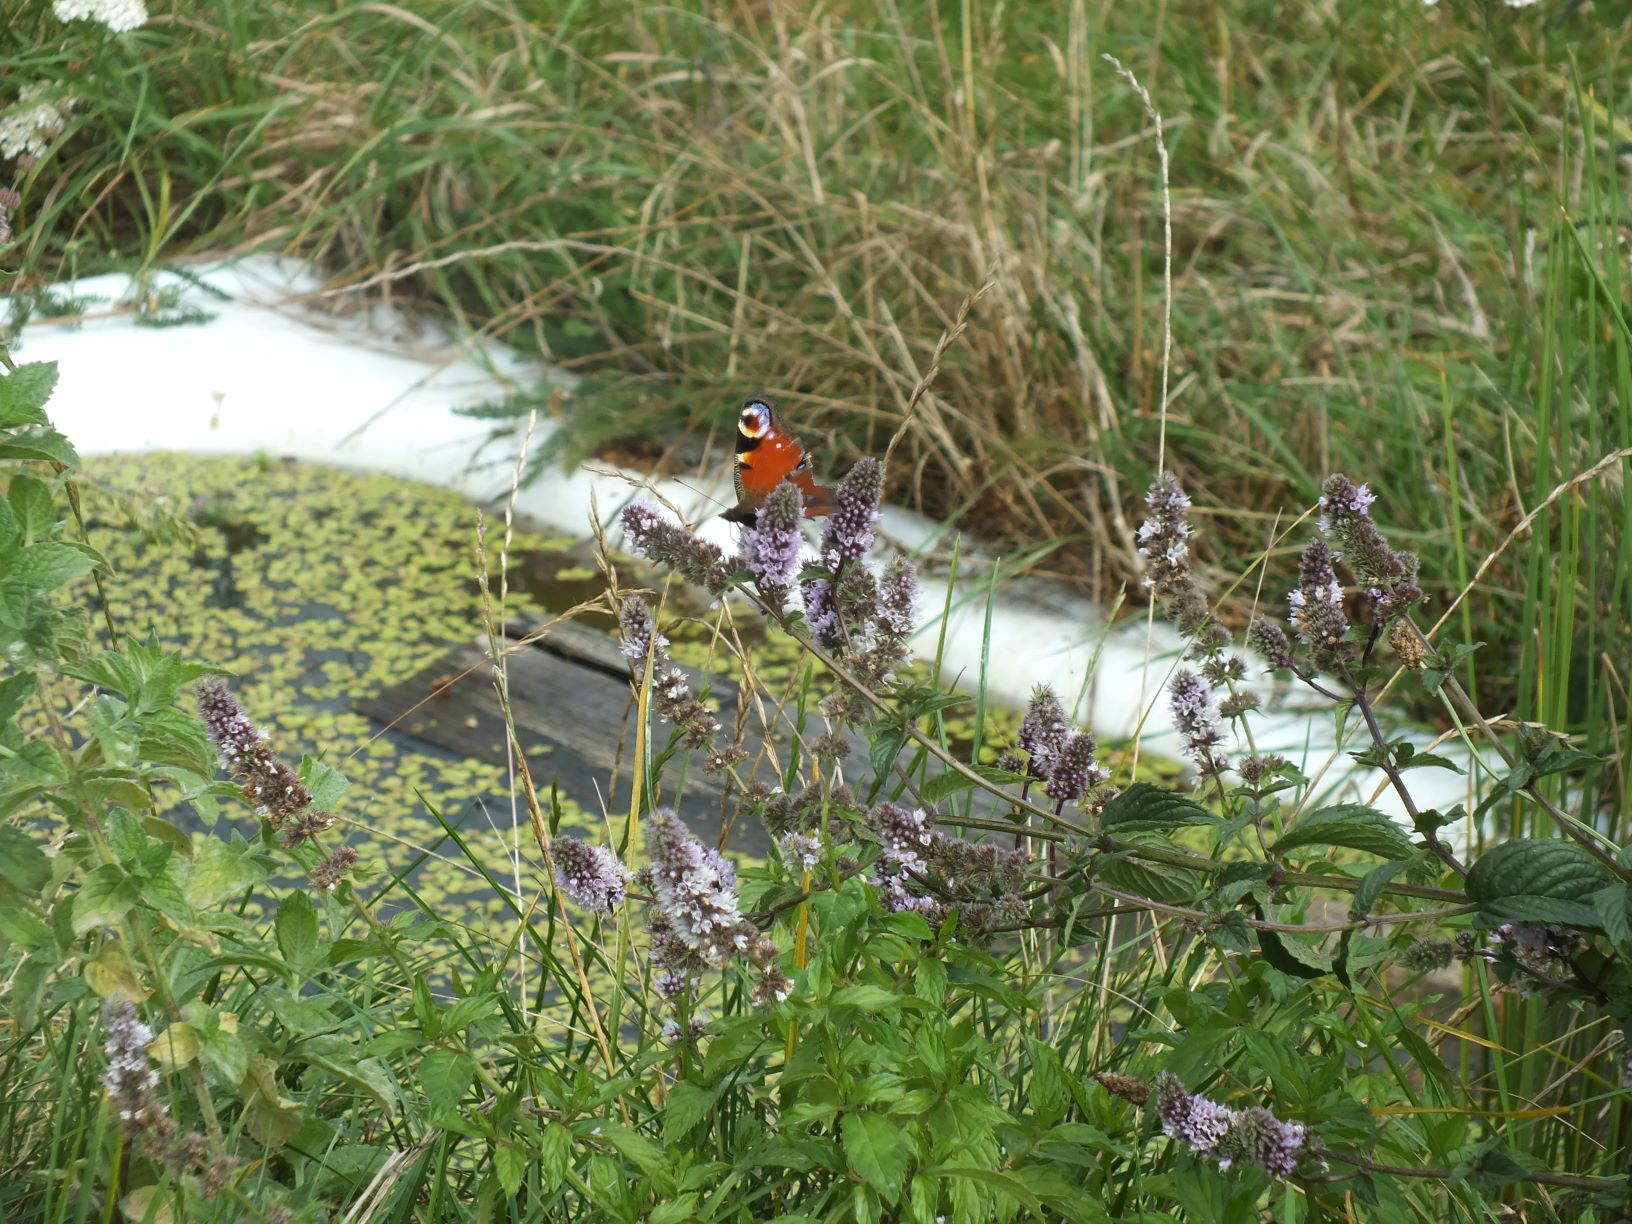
[77,453,609,936]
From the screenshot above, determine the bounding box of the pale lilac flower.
[1220,1108,1306,1179]
[1246,617,1294,670]
[876,557,917,637]
[868,802,934,876]
[554,837,630,915]
[1136,473,1194,596]
[620,500,739,595]
[801,577,838,646]
[101,1000,169,1137]
[1157,1076,1232,1154]
[619,597,725,754]
[1137,473,1229,655]
[310,846,359,891]
[1044,730,1106,804]
[1155,1073,1307,1179]
[646,810,746,964]
[818,458,883,570]
[1168,669,1227,776]
[1019,685,1069,780]
[778,832,823,873]
[1287,539,1348,651]
[618,597,668,662]
[740,481,804,611]
[660,1015,707,1046]
[1317,473,1420,622]
[197,680,313,824]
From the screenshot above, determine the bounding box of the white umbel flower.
[0,86,75,162]
[53,0,148,31]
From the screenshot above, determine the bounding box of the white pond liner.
[9,256,1480,827]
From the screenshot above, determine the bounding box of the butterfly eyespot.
[740,400,772,437]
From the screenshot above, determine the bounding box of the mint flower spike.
[741,481,804,612]
[554,836,631,915]
[1044,729,1106,804]
[1286,538,1348,653]
[617,596,728,758]
[818,457,884,570]
[1136,472,1229,656]
[641,810,792,1007]
[1168,669,1228,778]
[1153,1073,1308,1180]
[1316,473,1421,622]
[620,499,739,595]
[1018,685,1069,781]
[196,679,313,825]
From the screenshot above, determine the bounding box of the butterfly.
[720,396,837,524]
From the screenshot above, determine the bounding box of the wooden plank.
[355,615,905,856]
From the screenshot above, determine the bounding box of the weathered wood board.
[353,617,875,855]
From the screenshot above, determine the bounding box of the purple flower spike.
[620,500,740,595]
[1168,669,1228,777]
[741,481,804,611]
[1044,730,1106,804]
[196,680,312,825]
[1019,685,1069,780]
[646,810,746,965]
[554,836,631,915]
[818,457,884,570]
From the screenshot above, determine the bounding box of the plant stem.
[1338,660,1466,877]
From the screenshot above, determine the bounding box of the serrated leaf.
[0,907,52,951]
[939,1167,1044,1216]
[596,1122,667,1184]
[8,475,57,546]
[276,892,321,973]
[185,836,266,909]
[1591,885,1632,956]
[137,706,216,776]
[664,1081,716,1140]
[840,1112,910,1203]
[420,1049,476,1110]
[0,361,58,426]
[1349,859,1409,922]
[1465,840,1616,920]
[10,542,97,592]
[1097,851,1204,905]
[540,1122,571,1186]
[0,426,80,467]
[0,824,50,893]
[72,865,138,934]
[151,1022,199,1068]
[829,984,900,1010]
[299,755,349,812]
[242,1054,302,1148]
[1478,895,1601,927]
[196,1024,249,1086]
[0,671,36,731]
[443,993,500,1032]
[868,724,908,782]
[1101,783,1218,833]
[1272,804,1415,860]
[1256,925,1332,979]
[920,770,973,805]
[494,1143,527,1197]
[913,957,948,1006]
